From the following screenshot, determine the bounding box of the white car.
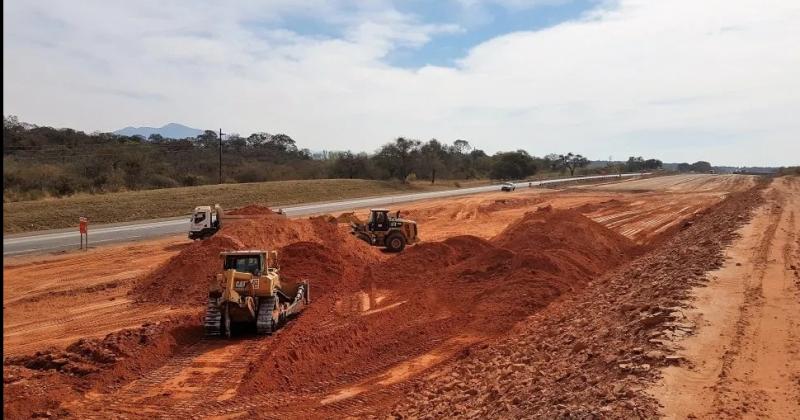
[501,182,516,192]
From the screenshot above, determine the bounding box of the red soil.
[239,208,637,396]
[10,206,639,418]
[133,214,379,305]
[3,316,200,418]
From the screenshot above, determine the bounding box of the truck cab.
[189,204,223,240]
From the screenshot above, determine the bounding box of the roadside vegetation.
[777,166,800,176]
[3,116,665,202]
[2,178,494,233]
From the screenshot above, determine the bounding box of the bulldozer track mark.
[79,338,269,418]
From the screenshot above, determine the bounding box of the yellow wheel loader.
[350,209,419,252]
[204,250,310,337]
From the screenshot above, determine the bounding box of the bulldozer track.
[256,296,276,335]
[78,338,267,419]
[204,298,222,337]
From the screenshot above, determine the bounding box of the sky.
[3,0,799,166]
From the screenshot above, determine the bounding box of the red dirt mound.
[493,207,636,266]
[134,215,379,305]
[240,208,639,396]
[3,316,200,419]
[134,234,246,304]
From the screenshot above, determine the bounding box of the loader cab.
[368,209,390,231]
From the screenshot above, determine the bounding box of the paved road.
[3,173,646,256]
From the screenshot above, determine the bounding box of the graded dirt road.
[2,174,767,419]
[652,176,800,419]
[2,237,192,357]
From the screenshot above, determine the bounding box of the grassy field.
[3,178,490,233]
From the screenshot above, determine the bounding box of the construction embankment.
[5,174,786,419]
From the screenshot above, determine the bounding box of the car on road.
[501,182,516,192]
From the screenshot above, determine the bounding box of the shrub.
[147,174,179,189]
[180,174,206,187]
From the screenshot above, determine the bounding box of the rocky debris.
[391,181,765,418]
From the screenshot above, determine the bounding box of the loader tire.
[385,234,406,252]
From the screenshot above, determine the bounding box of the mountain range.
[113,123,204,139]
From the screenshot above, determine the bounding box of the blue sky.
[3,0,800,166]
[387,0,598,67]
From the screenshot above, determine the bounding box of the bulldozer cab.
[222,252,264,276]
[220,250,280,276]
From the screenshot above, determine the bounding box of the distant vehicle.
[189,204,223,240]
[501,182,516,192]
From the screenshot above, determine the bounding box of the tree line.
[3,116,663,201]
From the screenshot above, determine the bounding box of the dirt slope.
[11,207,637,418]
[652,176,800,419]
[392,178,766,418]
[2,174,760,418]
[133,208,382,305]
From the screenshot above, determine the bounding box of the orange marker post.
[79,217,88,250]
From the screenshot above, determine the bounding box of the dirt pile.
[335,212,362,224]
[239,209,638,397]
[392,182,766,418]
[134,215,379,305]
[494,206,635,267]
[3,316,200,419]
[393,208,636,330]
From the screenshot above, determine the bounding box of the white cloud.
[3,0,799,166]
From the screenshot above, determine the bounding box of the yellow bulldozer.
[350,208,419,252]
[205,250,310,337]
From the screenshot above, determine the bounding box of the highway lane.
[3,173,645,256]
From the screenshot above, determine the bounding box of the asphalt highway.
[3,173,645,256]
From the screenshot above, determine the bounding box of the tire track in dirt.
[654,177,800,419]
[77,338,267,419]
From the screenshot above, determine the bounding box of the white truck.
[189,204,223,240]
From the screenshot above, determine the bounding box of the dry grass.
[3,178,489,233]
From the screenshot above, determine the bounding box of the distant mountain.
[113,123,204,139]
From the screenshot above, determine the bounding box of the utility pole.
[218,128,223,184]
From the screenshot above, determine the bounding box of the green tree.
[490,150,537,180]
[374,137,421,182]
[690,161,712,172]
[554,153,590,176]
